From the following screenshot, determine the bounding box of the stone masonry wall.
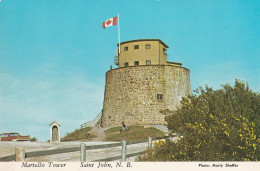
[101,65,191,127]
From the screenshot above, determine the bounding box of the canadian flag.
[102,16,117,29]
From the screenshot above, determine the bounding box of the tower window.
[134,45,139,50]
[145,44,151,49]
[134,61,139,66]
[157,94,163,100]
[124,46,128,51]
[146,60,151,65]
[124,62,129,67]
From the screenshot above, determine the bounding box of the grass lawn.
[104,125,165,141]
[61,127,97,141]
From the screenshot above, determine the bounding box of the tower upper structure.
[102,39,191,127]
[115,39,181,67]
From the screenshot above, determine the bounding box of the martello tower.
[101,39,191,127]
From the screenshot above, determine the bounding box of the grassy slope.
[104,126,165,141]
[61,127,97,141]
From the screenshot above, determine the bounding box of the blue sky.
[0,0,259,141]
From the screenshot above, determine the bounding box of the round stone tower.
[101,39,191,127]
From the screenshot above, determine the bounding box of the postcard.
[0,0,259,171]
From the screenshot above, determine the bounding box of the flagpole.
[118,12,120,55]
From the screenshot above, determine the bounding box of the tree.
[139,80,259,161]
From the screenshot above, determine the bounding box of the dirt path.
[89,126,108,141]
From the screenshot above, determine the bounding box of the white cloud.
[0,72,105,141]
[191,61,260,92]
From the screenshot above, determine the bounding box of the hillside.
[61,127,97,141]
[104,125,166,141]
[61,125,166,142]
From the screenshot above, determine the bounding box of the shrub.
[30,137,38,142]
[139,80,259,161]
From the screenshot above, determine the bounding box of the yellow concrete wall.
[118,40,168,67]
[159,43,167,65]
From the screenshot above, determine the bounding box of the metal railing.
[81,111,102,129]
[114,56,119,65]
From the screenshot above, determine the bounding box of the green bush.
[30,137,38,142]
[139,80,259,161]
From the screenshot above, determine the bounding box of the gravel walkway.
[0,140,157,162]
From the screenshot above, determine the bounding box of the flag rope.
[118,12,120,55]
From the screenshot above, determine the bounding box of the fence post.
[15,147,25,161]
[121,140,127,162]
[80,143,86,162]
[148,137,152,149]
